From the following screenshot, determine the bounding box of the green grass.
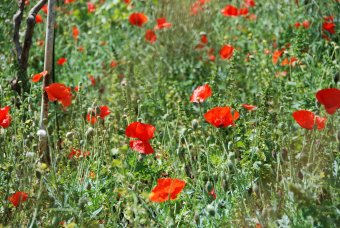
[0,0,339,227]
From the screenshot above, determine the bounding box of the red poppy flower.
[302,20,310,28]
[272,48,284,64]
[0,106,11,129]
[190,2,203,15]
[190,0,210,15]
[208,188,217,199]
[72,26,79,40]
[37,39,44,47]
[194,43,205,50]
[323,16,334,22]
[57,57,67,65]
[238,8,249,16]
[219,45,234,60]
[124,0,131,4]
[35,14,43,23]
[110,60,118,68]
[207,48,215,61]
[129,140,154,154]
[44,83,72,108]
[149,178,186,203]
[275,71,288,77]
[242,104,257,111]
[316,88,340,115]
[129,12,148,27]
[87,2,96,13]
[99,106,110,119]
[281,57,298,66]
[221,5,238,17]
[145,29,157,44]
[292,110,327,130]
[64,0,75,3]
[190,84,212,103]
[204,106,239,128]
[31,70,48,83]
[154,18,172,30]
[315,116,327,130]
[245,0,255,7]
[294,22,301,28]
[41,4,48,14]
[88,75,96,86]
[86,106,110,124]
[322,22,335,34]
[201,34,208,44]
[68,148,90,159]
[125,122,155,141]
[8,192,28,207]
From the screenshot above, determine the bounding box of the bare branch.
[12,0,25,60]
[20,0,47,69]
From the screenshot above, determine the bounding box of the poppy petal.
[149,178,186,203]
[316,88,340,115]
[129,140,154,154]
[125,122,156,141]
[190,84,212,103]
[292,110,315,130]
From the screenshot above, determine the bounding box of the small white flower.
[37,129,47,137]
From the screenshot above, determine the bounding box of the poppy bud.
[177,148,186,162]
[86,127,94,138]
[227,159,234,169]
[37,129,47,137]
[205,181,214,192]
[191,119,199,130]
[25,152,35,157]
[228,152,235,160]
[252,183,259,195]
[206,204,216,216]
[78,196,88,210]
[337,130,340,141]
[121,79,127,87]
[281,148,288,161]
[298,170,303,180]
[26,133,34,141]
[334,72,339,84]
[66,131,74,140]
[194,211,200,224]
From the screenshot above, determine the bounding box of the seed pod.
[86,127,95,138]
[66,131,74,140]
[205,181,214,193]
[78,196,88,210]
[281,148,288,161]
[191,119,199,130]
[334,72,339,84]
[206,204,216,216]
